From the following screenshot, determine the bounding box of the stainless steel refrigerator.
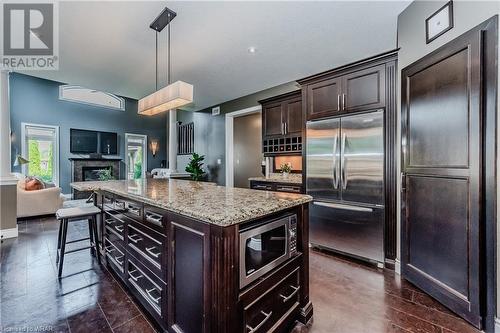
[306,110,384,263]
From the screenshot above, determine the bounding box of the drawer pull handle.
[279,285,300,303]
[146,246,161,259]
[129,269,143,282]
[114,225,124,233]
[246,311,272,333]
[146,288,161,304]
[128,234,143,243]
[105,218,114,224]
[105,245,114,253]
[115,255,124,265]
[277,187,299,192]
[145,212,162,226]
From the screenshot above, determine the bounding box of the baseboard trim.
[0,226,19,239]
[395,258,401,275]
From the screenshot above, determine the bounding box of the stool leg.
[56,219,63,264]
[58,218,68,278]
[92,215,101,265]
[88,218,95,257]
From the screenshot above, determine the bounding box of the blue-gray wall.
[9,73,167,194]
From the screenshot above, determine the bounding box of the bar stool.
[56,206,101,278]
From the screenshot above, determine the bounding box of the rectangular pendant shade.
[138,81,193,116]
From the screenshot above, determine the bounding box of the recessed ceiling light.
[248,47,257,54]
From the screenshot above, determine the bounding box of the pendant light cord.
[155,31,158,90]
[167,13,171,85]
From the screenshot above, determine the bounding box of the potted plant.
[279,162,292,179]
[185,153,206,181]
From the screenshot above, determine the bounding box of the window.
[59,85,125,111]
[21,123,60,185]
[125,134,147,180]
[178,122,194,155]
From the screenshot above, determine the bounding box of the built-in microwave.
[239,214,298,288]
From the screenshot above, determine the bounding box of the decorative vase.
[282,172,290,180]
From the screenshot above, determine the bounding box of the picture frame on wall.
[425,1,454,44]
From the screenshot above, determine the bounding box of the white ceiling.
[21,1,410,111]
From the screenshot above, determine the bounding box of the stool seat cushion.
[56,206,100,220]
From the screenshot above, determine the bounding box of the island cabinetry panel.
[167,213,212,333]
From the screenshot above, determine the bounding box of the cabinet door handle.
[279,285,300,303]
[342,93,346,111]
[128,234,143,243]
[246,311,272,333]
[146,246,161,258]
[337,94,341,111]
[281,122,284,135]
[284,122,287,135]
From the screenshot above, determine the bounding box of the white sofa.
[16,175,64,218]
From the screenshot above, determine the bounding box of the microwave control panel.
[289,215,298,254]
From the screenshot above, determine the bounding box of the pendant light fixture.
[138,7,193,116]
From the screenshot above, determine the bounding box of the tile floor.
[0,216,480,333]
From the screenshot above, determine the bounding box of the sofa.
[15,174,65,218]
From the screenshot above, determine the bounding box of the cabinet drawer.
[127,256,165,322]
[104,212,125,241]
[250,182,274,191]
[244,268,300,333]
[127,222,165,280]
[104,237,125,275]
[275,185,302,193]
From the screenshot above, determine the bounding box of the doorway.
[401,17,497,330]
[125,133,147,180]
[225,106,262,188]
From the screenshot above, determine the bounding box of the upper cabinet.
[299,59,388,120]
[260,90,303,156]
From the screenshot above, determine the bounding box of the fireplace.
[83,166,113,181]
[70,157,121,199]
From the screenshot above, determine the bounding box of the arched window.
[59,85,125,111]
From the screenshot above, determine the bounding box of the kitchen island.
[71,178,313,333]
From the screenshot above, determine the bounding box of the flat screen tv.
[70,129,118,155]
[70,129,98,154]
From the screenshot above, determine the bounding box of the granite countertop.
[71,178,311,227]
[248,173,303,184]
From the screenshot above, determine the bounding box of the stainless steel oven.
[239,214,298,288]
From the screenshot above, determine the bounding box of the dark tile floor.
[1,217,480,333]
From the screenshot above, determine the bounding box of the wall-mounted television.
[70,129,118,155]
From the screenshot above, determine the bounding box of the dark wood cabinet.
[260,90,303,156]
[306,77,342,119]
[95,191,312,333]
[301,61,387,120]
[343,64,385,112]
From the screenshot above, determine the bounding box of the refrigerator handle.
[332,134,338,189]
[341,132,347,189]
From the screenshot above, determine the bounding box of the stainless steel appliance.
[239,214,298,288]
[306,110,384,263]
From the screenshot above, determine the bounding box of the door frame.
[125,133,148,179]
[225,105,262,187]
[400,16,497,332]
[21,122,60,186]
